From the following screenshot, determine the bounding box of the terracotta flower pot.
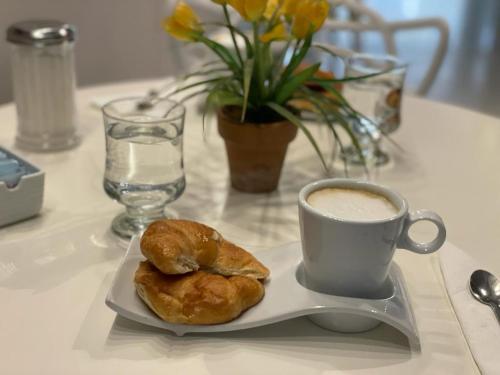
[217,106,298,193]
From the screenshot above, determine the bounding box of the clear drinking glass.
[102,97,186,239]
[342,53,407,166]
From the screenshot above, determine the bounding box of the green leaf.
[308,91,369,172]
[202,88,244,136]
[222,5,244,65]
[315,81,358,115]
[266,102,328,171]
[276,35,313,87]
[230,27,254,58]
[166,76,230,98]
[311,44,346,60]
[309,72,385,84]
[270,40,291,78]
[241,58,255,121]
[276,63,320,104]
[182,67,230,81]
[296,86,372,175]
[205,22,255,59]
[296,89,349,175]
[207,89,244,108]
[199,60,226,68]
[252,22,266,104]
[178,88,211,103]
[324,90,375,132]
[201,22,254,59]
[198,35,241,73]
[311,44,393,83]
[261,43,273,95]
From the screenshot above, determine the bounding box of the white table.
[1,79,499,374]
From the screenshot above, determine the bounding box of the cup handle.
[397,210,446,254]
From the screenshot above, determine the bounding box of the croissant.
[134,261,264,325]
[140,219,269,279]
[211,239,270,279]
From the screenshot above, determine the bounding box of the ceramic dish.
[105,237,420,348]
[0,146,44,227]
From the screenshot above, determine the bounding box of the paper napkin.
[439,243,500,375]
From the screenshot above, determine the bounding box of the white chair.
[318,0,449,95]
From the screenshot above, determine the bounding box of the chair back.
[321,0,449,95]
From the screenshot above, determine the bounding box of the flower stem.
[223,5,244,67]
[252,22,266,104]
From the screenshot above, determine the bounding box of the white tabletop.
[2,79,499,374]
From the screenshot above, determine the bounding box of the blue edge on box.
[0,146,44,227]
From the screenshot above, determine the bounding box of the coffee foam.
[307,187,399,221]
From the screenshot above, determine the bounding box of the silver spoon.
[469,269,500,324]
[136,89,159,111]
[135,78,178,111]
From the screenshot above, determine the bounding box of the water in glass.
[104,116,185,211]
[342,54,406,167]
[343,73,403,135]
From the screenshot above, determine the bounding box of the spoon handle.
[491,303,500,325]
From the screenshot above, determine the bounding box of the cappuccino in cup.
[298,178,446,333]
[307,188,399,221]
[299,178,446,298]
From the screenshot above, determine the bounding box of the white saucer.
[105,237,420,348]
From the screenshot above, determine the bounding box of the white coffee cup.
[298,179,446,298]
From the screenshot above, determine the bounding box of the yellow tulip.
[264,0,297,19]
[291,14,310,39]
[291,0,329,39]
[260,21,288,43]
[228,0,246,19]
[281,0,298,16]
[264,0,281,19]
[162,1,204,42]
[229,0,268,21]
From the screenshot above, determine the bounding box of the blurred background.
[0,0,499,117]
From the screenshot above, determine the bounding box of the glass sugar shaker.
[7,20,80,152]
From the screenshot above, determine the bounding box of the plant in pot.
[162,0,368,193]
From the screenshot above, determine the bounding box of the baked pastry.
[140,219,269,279]
[210,239,270,279]
[134,261,265,325]
[140,219,222,275]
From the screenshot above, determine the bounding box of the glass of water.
[102,97,186,239]
[341,53,407,167]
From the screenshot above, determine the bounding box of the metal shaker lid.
[6,20,76,46]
